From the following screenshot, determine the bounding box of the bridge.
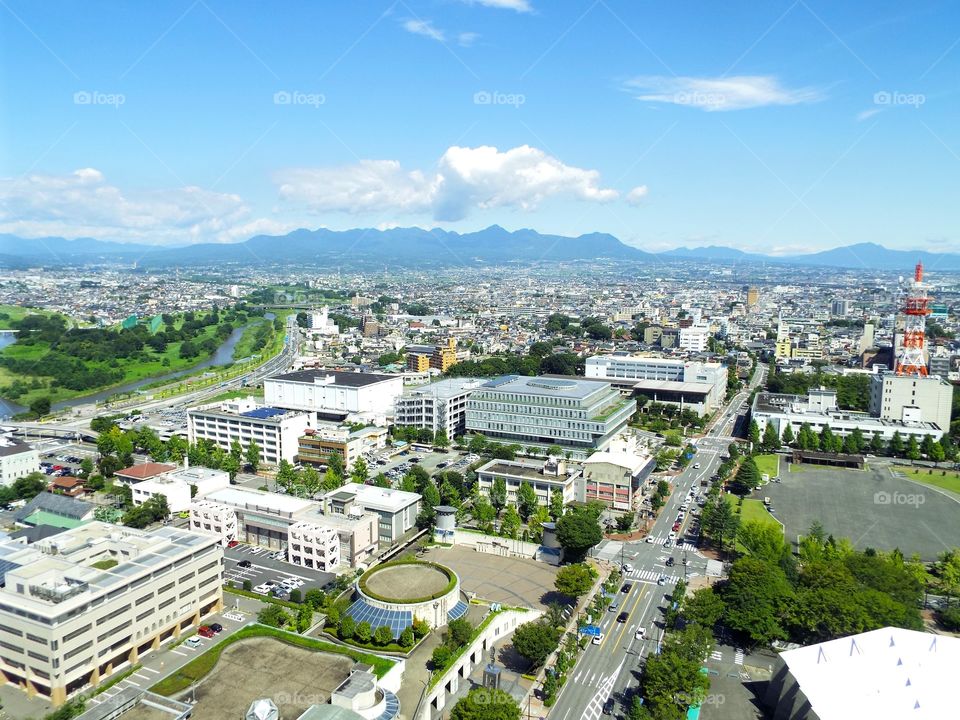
[7,423,99,441]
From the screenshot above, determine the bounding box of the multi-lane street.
[549,367,762,720]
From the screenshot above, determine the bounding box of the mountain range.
[1,228,958,272]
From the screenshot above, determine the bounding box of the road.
[549,365,762,720]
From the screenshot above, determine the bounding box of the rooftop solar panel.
[346,599,412,639]
[447,600,469,622]
[241,407,288,420]
[0,558,21,586]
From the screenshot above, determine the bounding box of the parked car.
[210,623,223,633]
[238,560,252,568]
[184,636,202,648]
[198,626,215,638]
[227,540,239,548]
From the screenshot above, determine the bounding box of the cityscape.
[1,3,959,720]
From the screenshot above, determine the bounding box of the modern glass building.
[465,375,635,458]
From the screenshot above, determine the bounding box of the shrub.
[289,589,302,604]
[399,627,415,648]
[242,579,252,592]
[939,605,960,631]
[412,617,430,639]
[339,614,356,640]
[374,625,393,645]
[431,645,452,670]
[355,620,372,643]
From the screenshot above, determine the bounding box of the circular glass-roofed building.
[344,560,468,638]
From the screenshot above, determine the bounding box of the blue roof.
[0,558,21,586]
[376,690,400,720]
[346,599,412,638]
[240,407,288,420]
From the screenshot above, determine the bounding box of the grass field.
[754,454,780,478]
[740,497,783,530]
[898,466,960,495]
[0,304,56,329]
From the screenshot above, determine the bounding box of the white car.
[693,463,701,469]
[592,632,604,645]
[635,626,646,640]
[184,636,202,648]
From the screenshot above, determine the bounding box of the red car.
[227,540,239,548]
[672,522,681,532]
[197,626,215,638]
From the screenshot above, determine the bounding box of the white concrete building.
[752,388,944,442]
[868,371,953,433]
[287,521,341,571]
[0,523,221,706]
[322,484,420,544]
[476,457,579,507]
[131,476,192,513]
[466,375,635,458]
[0,437,40,486]
[189,499,238,546]
[395,378,485,438]
[307,307,339,336]
[585,354,727,415]
[678,322,710,352]
[187,397,312,466]
[580,443,656,510]
[265,370,403,424]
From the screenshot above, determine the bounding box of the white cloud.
[457,32,480,47]
[624,75,822,111]
[625,185,649,206]
[857,107,882,122]
[459,0,532,12]
[274,144,620,222]
[402,19,445,42]
[0,168,281,245]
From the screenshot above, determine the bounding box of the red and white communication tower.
[896,261,931,376]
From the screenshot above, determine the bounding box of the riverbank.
[0,310,277,415]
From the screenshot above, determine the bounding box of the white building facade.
[395,378,485,438]
[265,370,403,423]
[0,438,40,486]
[286,521,341,571]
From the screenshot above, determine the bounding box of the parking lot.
[374,447,478,485]
[223,544,336,599]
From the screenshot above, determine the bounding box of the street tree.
[554,563,597,598]
[516,481,538,520]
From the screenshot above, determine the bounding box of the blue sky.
[1,0,958,253]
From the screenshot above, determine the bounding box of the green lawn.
[0,304,56,329]
[753,454,780,479]
[898,467,960,495]
[740,498,783,530]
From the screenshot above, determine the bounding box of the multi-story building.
[0,437,39,486]
[678,322,709,352]
[585,354,727,416]
[189,485,378,567]
[868,371,953,432]
[264,370,403,423]
[297,424,388,471]
[752,387,945,442]
[131,467,229,514]
[0,523,222,706]
[831,299,852,316]
[466,375,635,458]
[475,457,579,507]
[187,398,312,466]
[394,378,486,438]
[286,521,340,571]
[579,442,656,510]
[322,484,420,545]
[407,353,431,372]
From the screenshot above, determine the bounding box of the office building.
[0,437,39,486]
[585,354,727,415]
[580,442,656,510]
[394,378,486,438]
[286,521,341,571]
[264,370,403,423]
[831,299,852,316]
[476,457,579,507]
[297,424,388,471]
[868,371,952,432]
[465,375,635,458]
[321,484,420,544]
[752,388,944,442]
[0,523,222,706]
[187,398,312,466]
[130,468,229,514]
[678,322,710,352]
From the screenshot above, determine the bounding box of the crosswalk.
[710,650,723,661]
[643,535,707,558]
[625,568,679,585]
[734,649,745,665]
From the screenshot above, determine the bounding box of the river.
[0,313,275,418]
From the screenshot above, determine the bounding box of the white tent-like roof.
[778,627,958,719]
[246,698,279,720]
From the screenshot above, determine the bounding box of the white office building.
[585,354,728,415]
[476,457,579,507]
[187,397,312,466]
[465,375,635,459]
[752,388,944,442]
[321,484,421,544]
[678,322,710,352]
[394,378,486,438]
[189,499,238,546]
[264,370,403,424]
[868,371,953,433]
[0,437,40,486]
[0,523,222,706]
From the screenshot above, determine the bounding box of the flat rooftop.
[477,459,574,482]
[479,374,610,400]
[205,486,315,516]
[402,377,486,400]
[631,379,714,395]
[269,369,399,387]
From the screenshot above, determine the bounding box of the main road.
[549,364,763,720]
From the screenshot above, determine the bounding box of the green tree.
[889,431,905,457]
[374,625,393,645]
[870,432,886,454]
[906,435,921,461]
[555,508,602,562]
[78,457,94,479]
[339,614,356,640]
[399,627,415,648]
[422,482,441,508]
[296,604,313,633]
[490,477,507,514]
[351,457,369,484]
[748,419,761,447]
[510,620,561,668]
[468,434,488,454]
[304,588,326,610]
[448,617,473,647]
[434,429,450,449]
[682,587,725,628]
[328,452,345,480]
[450,688,520,720]
[516,481,538,520]
[722,557,793,644]
[245,440,261,471]
[500,505,521,538]
[554,563,597,598]
[761,423,781,451]
[472,495,496,525]
[355,621,372,643]
[549,487,565,520]
[30,396,51,418]
[257,604,290,628]
[781,424,796,447]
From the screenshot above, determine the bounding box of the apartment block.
[394,378,485,438]
[0,523,222,706]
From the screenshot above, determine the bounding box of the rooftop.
[114,462,177,480]
[401,377,486,400]
[205,486,315,516]
[270,369,399,388]
[478,374,611,400]
[0,437,35,457]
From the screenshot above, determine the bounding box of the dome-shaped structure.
[246,698,279,720]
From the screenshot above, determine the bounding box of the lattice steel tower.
[896,261,931,376]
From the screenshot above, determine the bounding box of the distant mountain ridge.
[0,228,957,271]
